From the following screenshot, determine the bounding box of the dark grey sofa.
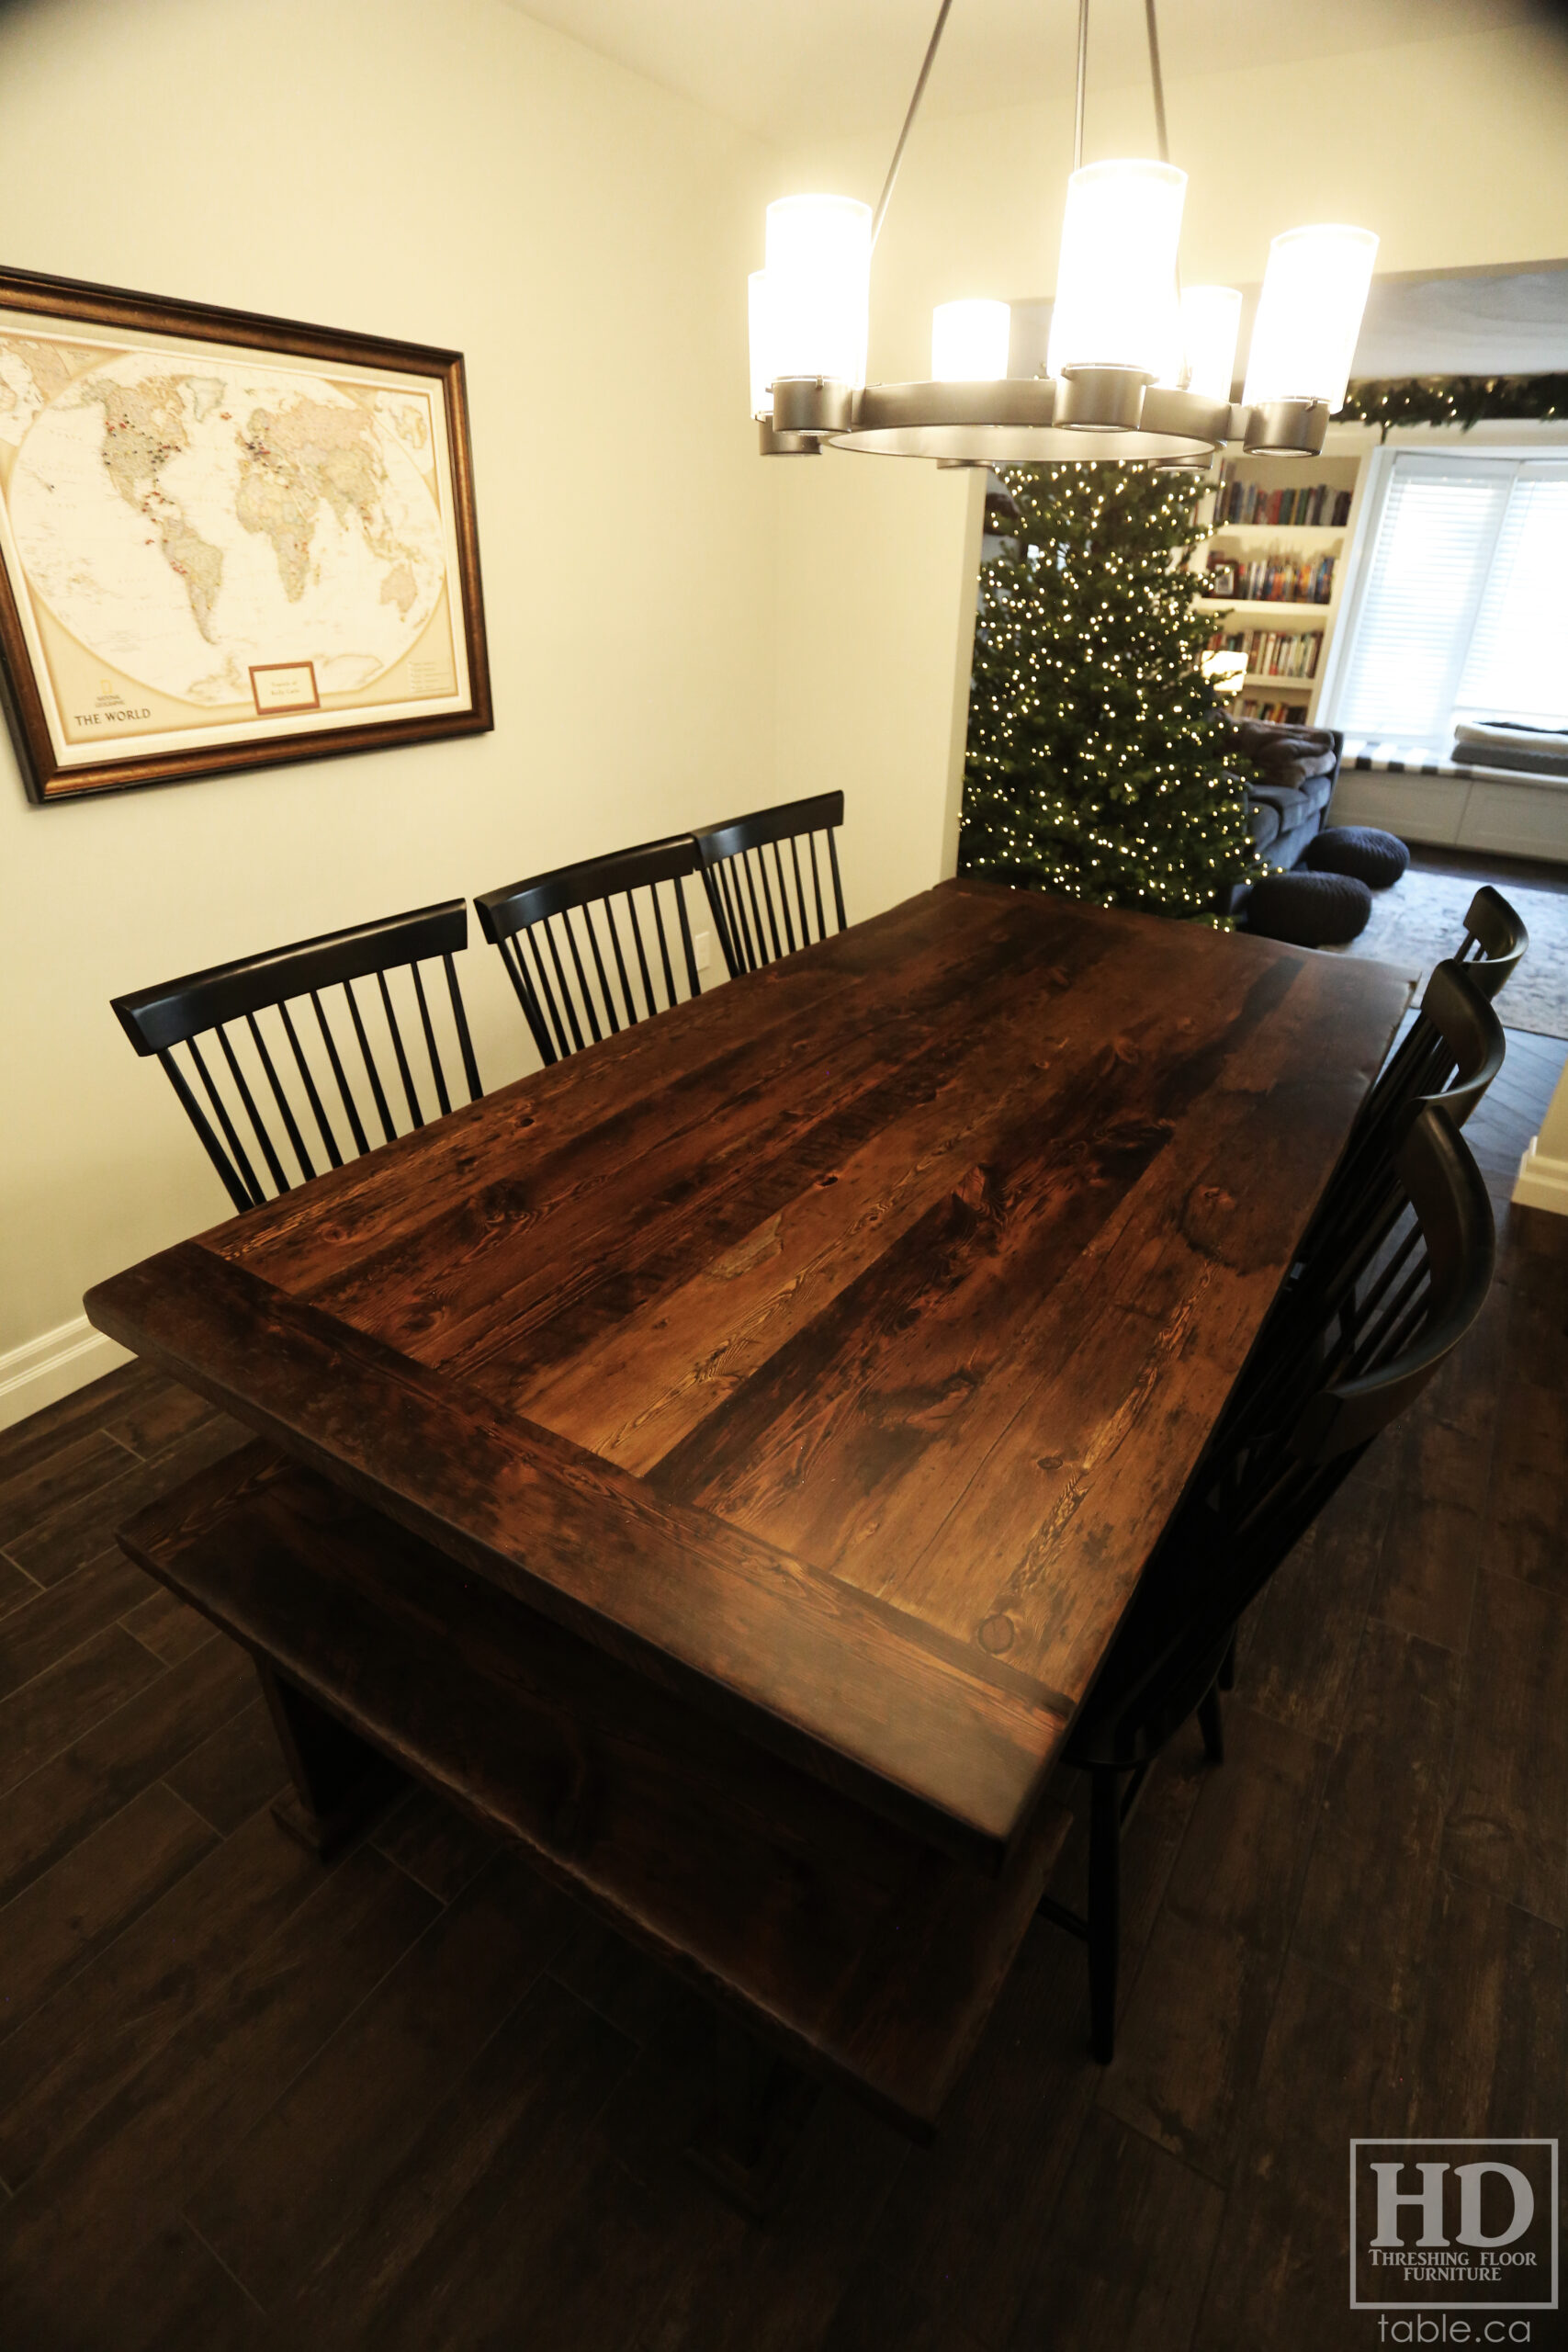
[1227,716,1343,870]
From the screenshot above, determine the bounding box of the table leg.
[256,1660,400,1859]
[686,2010,818,2218]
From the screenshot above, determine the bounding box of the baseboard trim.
[1512,1135,1568,1217]
[0,1317,133,1433]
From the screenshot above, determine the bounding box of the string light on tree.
[961,465,1260,918]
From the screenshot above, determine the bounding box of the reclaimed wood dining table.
[85,876,1411,2163]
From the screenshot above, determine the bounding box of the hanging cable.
[1074,0,1089,171]
[1143,0,1169,163]
[872,0,956,249]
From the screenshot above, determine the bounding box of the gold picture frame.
[0,264,491,803]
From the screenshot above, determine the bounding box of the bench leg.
[256,1662,400,1860]
[686,2010,818,2218]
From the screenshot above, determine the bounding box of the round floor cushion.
[1304,825,1411,888]
[1244,870,1373,948]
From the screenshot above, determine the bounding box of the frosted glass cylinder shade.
[749,272,773,419]
[931,300,1011,382]
[1179,285,1243,401]
[1046,161,1187,381]
[765,195,872,389]
[1243,225,1379,413]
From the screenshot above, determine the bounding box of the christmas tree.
[960,464,1258,918]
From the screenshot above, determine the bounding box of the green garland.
[1338,373,1568,436]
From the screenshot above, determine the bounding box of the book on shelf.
[1212,468,1353,528]
[1204,627,1323,679]
[1241,695,1312,722]
[1202,551,1335,604]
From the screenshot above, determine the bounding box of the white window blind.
[1335,458,1510,743]
[1455,465,1568,731]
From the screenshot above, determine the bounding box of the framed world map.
[0,265,491,802]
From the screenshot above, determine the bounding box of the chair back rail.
[1372,881,1527,1109]
[693,792,847,978]
[1088,1105,1494,1754]
[475,835,703,1068]
[1298,957,1503,1308]
[1459,883,1529,999]
[112,901,482,1214]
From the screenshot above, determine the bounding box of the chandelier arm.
[1143,0,1169,164]
[1073,0,1089,171]
[871,0,957,250]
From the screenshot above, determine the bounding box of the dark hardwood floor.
[0,1034,1563,2352]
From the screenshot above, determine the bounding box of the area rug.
[1329,866,1568,1039]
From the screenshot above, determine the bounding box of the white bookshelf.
[1190,454,1367,727]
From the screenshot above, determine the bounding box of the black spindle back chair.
[692,791,847,978]
[112,901,483,1216]
[1296,957,1504,1331]
[1373,883,1527,1110]
[1040,1106,1495,2061]
[475,836,703,1069]
[1455,882,1529,1000]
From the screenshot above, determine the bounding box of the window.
[1331,454,1568,750]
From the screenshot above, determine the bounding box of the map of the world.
[0,329,461,751]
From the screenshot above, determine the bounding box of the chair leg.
[1198,1680,1225,1766]
[1217,1631,1237,1691]
[1087,1765,1122,2064]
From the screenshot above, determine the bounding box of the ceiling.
[1011,260,1568,382]
[1351,261,1568,375]
[509,0,1544,148]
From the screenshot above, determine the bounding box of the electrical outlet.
[694,929,712,971]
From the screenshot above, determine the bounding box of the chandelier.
[748,0,1378,466]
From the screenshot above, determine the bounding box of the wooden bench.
[118,1441,1071,2202]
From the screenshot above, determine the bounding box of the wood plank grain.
[118,1442,1072,2132]
[657,942,1407,1703]
[1486,1214,1568,1600]
[0,1624,167,1800]
[0,1547,155,1702]
[0,1429,135,1548]
[0,1635,254,1911]
[119,1584,218,1667]
[0,1781,216,2047]
[1096,1704,1328,2184]
[85,884,1408,1874]
[0,1846,437,2335]
[1193,1955,1410,2352]
[1371,1256,1505,1650]
[1441,1567,1568,1925]
[0,1804,326,2188]
[299,888,1092,1385]
[370,1785,501,1904]
[217,882,1044,1304]
[1404,1872,1564,2142]
[88,1267,1066,1869]
[161,1696,289,1835]
[1002,2108,1225,2352]
[186,1854,575,2307]
[1234,1447,1398,1741]
[265,1975,637,2350]
[1291,1621,1460,2013]
[1,1419,244,1588]
[516,911,1243,1468]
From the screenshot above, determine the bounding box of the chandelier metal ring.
[749,0,1377,469]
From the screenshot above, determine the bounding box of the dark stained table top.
[87,879,1412,1873]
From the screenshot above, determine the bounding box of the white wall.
[0,0,783,1419]
[773,457,984,924]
